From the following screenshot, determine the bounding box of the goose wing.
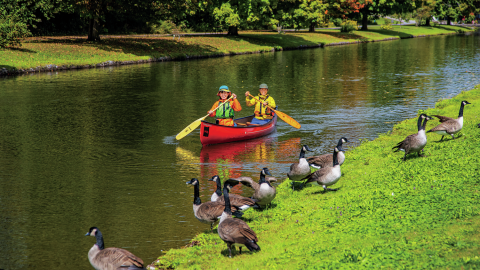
[219,218,258,243]
[428,120,461,133]
[393,133,417,152]
[307,154,332,168]
[305,168,329,184]
[197,201,228,221]
[266,176,277,183]
[97,247,144,269]
[216,194,257,207]
[433,115,455,123]
[226,177,259,191]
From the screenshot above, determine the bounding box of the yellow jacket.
[246,94,276,120]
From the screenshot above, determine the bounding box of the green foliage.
[340,20,358,32]
[380,19,393,30]
[148,20,176,34]
[0,11,30,47]
[153,84,480,269]
[331,17,343,27]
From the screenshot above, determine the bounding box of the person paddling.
[208,85,242,126]
[245,83,276,125]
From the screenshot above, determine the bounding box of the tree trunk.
[88,18,101,41]
[227,26,238,35]
[309,23,315,32]
[447,16,451,25]
[425,18,430,26]
[360,7,369,30]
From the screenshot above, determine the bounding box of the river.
[0,31,479,269]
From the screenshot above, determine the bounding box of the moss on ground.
[151,84,480,269]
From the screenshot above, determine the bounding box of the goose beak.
[85,232,91,236]
[305,145,313,151]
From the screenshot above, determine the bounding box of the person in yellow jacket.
[208,85,242,126]
[245,83,276,125]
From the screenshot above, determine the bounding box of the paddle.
[248,94,301,129]
[175,96,234,140]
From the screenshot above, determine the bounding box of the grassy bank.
[0,25,476,76]
[151,85,480,269]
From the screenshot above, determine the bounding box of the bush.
[148,20,176,34]
[332,18,343,27]
[340,20,358,33]
[0,13,30,48]
[380,19,393,30]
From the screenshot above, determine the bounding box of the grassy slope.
[0,25,475,72]
[152,85,480,269]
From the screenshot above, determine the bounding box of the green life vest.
[215,101,234,119]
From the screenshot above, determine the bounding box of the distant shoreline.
[1,25,477,77]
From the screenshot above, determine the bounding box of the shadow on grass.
[1,47,37,53]
[364,29,413,38]
[0,65,17,70]
[24,36,221,58]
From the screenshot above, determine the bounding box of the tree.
[357,0,416,30]
[293,0,328,32]
[0,0,60,47]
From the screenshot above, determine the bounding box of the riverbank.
[0,25,476,77]
[150,84,480,269]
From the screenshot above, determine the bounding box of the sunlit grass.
[0,25,475,73]
[152,84,480,269]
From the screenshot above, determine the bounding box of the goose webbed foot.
[323,186,338,191]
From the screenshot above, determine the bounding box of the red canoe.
[200,113,278,145]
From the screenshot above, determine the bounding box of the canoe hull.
[200,114,277,145]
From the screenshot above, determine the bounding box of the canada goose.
[186,178,243,230]
[228,168,276,208]
[304,147,342,191]
[307,137,348,169]
[392,114,432,161]
[218,185,260,257]
[85,227,145,270]
[209,175,258,210]
[427,100,471,141]
[287,145,313,190]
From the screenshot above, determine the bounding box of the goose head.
[186,178,199,186]
[299,145,312,159]
[85,227,105,250]
[260,167,273,185]
[462,100,471,106]
[208,175,222,196]
[337,137,348,152]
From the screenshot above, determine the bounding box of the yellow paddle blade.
[275,110,301,129]
[175,116,207,140]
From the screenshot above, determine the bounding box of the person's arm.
[208,101,219,117]
[267,97,276,109]
[232,98,242,111]
[245,91,256,106]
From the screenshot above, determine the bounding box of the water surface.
[1,31,479,269]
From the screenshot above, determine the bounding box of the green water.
[1,32,479,269]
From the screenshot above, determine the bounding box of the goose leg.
[227,243,233,258]
[451,134,455,139]
[403,153,407,161]
[292,181,295,191]
[440,135,444,141]
[239,246,242,254]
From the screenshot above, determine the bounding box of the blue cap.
[218,85,230,92]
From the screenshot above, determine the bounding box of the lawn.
[0,25,476,74]
[151,84,480,269]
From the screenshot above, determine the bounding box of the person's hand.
[208,110,213,115]
[263,101,268,106]
[245,91,250,97]
[232,93,237,99]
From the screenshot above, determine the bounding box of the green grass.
[0,25,476,73]
[151,85,480,269]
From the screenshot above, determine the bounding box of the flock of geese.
[84,100,472,269]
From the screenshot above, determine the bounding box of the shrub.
[0,12,30,48]
[340,20,358,33]
[380,19,393,30]
[148,20,176,34]
[332,18,343,27]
